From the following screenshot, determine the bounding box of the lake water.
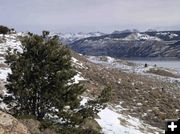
[128,60,180,72]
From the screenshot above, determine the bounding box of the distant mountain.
[52,32,105,44]
[124,33,161,41]
[112,29,139,34]
[69,31,180,59]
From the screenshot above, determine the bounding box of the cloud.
[0,0,180,33]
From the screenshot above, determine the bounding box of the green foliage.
[4,31,111,132]
[77,86,112,120]
[98,86,112,104]
[5,32,83,119]
[40,120,100,134]
[0,25,10,34]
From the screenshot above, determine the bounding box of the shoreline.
[119,57,180,61]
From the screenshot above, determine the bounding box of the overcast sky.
[0,0,180,33]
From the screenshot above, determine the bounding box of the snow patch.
[156,32,178,39]
[73,73,86,84]
[68,73,86,85]
[71,57,87,69]
[0,68,11,81]
[0,33,23,81]
[96,107,163,134]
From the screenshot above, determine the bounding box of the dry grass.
[147,68,180,78]
[72,53,180,130]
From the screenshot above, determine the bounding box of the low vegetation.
[0,25,11,34]
[147,68,180,78]
[72,55,180,130]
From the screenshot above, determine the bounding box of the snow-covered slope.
[80,97,163,134]
[0,33,24,109]
[156,32,178,39]
[97,107,163,134]
[0,33,23,81]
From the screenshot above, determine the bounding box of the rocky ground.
[0,111,30,134]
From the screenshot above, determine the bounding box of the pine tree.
[4,31,111,132]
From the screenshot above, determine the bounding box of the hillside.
[0,33,180,134]
[72,53,180,132]
[69,31,180,59]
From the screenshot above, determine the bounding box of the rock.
[20,119,41,134]
[81,118,102,132]
[20,119,58,134]
[0,111,30,134]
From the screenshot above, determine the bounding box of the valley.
[68,31,180,59]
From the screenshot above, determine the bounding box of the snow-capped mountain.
[156,32,178,39]
[70,30,180,59]
[52,32,105,44]
[112,29,139,34]
[124,33,161,41]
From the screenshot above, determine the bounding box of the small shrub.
[0,25,10,34]
[144,63,148,68]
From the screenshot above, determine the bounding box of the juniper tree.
[4,31,111,132]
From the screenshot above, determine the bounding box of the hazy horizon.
[1,0,180,33]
